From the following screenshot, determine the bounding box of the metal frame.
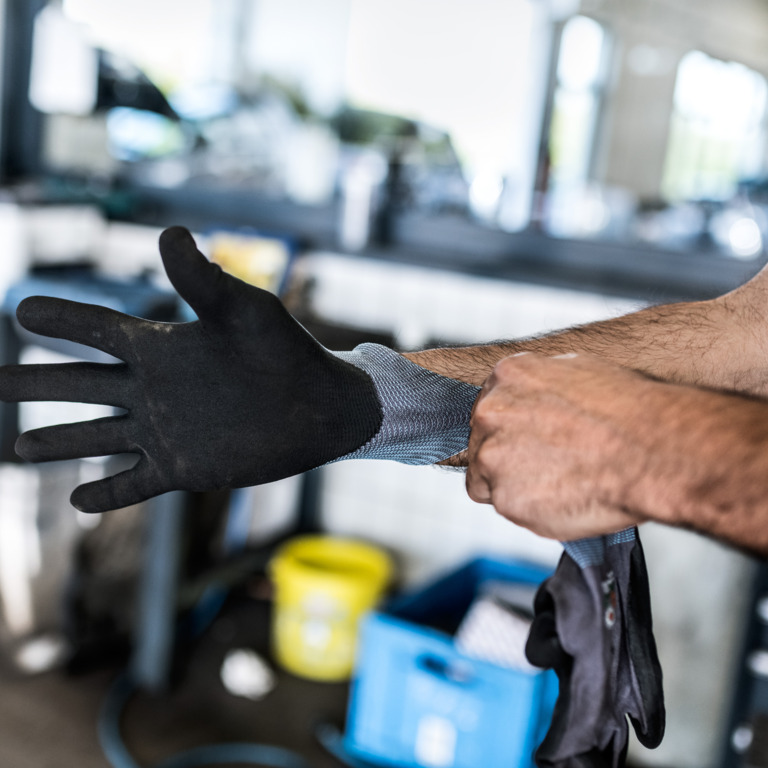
[0,0,45,181]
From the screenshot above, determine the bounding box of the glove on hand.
[0,227,385,512]
[0,227,480,513]
[525,531,665,768]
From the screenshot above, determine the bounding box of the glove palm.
[2,227,382,512]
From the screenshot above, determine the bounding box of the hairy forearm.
[405,279,768,468]
[611,379,768,556]
[404,294,768,394]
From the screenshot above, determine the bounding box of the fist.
[466,353,647,539]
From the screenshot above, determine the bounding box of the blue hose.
[98,673,314,768]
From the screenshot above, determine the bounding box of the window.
[662,51,768,202]
[548,15,609,188]
[57,0,547,227]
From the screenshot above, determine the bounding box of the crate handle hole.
[417,654,474,685]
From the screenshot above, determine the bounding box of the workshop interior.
[0,0,766,767]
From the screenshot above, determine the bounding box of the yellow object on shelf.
[208,231,292,294]
[269,535,393,682]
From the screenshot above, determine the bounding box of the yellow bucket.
[269,535,392,681]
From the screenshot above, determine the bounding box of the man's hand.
[466,353,656,539]
[0,227,383,513]
[466,351,768,555]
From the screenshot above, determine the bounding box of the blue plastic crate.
[344,557,558,768]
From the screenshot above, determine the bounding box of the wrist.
[402,347,508,386]
[332,345,480,465]
[709,287,768,396]
[608,378,702,527]
[618,379,768,554]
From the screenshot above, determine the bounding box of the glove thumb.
[158,226,226,320]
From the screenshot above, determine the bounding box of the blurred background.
[0,1,766,767]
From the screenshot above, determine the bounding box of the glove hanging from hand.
[0,227,479,512]
[525,530,665,768]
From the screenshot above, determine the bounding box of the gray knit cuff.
[563,529,637,569]
[332,343,480,465]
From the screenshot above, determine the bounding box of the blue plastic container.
[344,557,558,768]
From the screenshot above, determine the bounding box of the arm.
[404,267,768,467]
[3,225,766,523]
[405,272,768,390]
[465,352,768,557]
[403,265,768,553]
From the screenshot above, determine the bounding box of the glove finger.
[16,415,135,463]
[624,539,666,748]
[158,226,227,321]
[526,610,569,670]
[0,362,131,407]
[16,296,139,361]
[525,581,570,670]
[70,458,164,513]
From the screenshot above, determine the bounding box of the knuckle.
[493,355,519,380]
[470,396,494,427]
[492,353,541,389]
[470,392,519,437]
[468,434,493,471]
[466,482,483,504]
[472,441,491,464]
[489,483,532,524]
[465,466,490,503]
[492,498,525,529]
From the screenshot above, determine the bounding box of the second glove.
[525,531,665,768]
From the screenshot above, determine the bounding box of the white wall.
[587,0,768,198]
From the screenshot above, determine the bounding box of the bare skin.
[467,353,768,556]
[403,263,768,554]
[404,268,768,393]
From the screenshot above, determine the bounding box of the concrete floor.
[0,594,667,768]
[0,598,349,768]
[0,666,114,768]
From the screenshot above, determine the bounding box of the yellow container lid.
[270,535,392,599]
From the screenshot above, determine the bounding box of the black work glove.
[0,227,383,513]
[525,531,665,768]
